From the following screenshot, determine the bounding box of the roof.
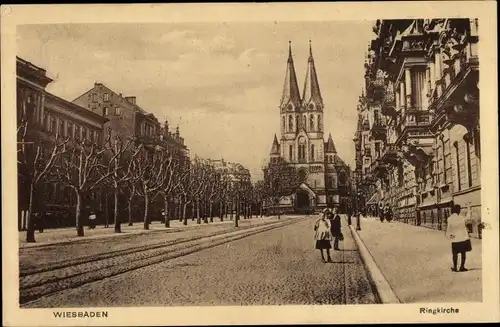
[270,134,280,155]
[280,42,302,109]
[302,41,323,108]
[324,133,337,153]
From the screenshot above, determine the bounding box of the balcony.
[380,144,400,166]
[370,118,387,141]
[381,83,397,117]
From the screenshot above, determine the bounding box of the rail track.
[20,218,301,305]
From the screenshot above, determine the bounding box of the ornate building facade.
[354,19,481,236]
[269,42,351,213]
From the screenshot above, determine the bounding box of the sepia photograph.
[2,2,499,326]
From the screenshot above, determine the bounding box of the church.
[268,41,351,214]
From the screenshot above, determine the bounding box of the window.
[50,116,57,135]
[311,144,315,161]
[441,138,447,183]
[310,115,314,131]
[58,119,65,137]
[115,107,121,115]
[104,93,110,102]
[288,115,293,131]
[375,143,380,158]
[454,141,461,191]
[67,122,73,138]
[317,115,322,131]
[411,67,426,110]
[82,127,87,141]
[303,115,307,130]
[298,137,306,161]
[289,145,293,161]
[92,93,97,103]
[282,117,285,131]
[464,134,473,188]
[75,125,81,140]
[103,107,109,116]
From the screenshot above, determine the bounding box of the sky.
[17,21,375,181]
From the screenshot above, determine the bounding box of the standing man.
[445,202,473,272]
[329,207,343,251]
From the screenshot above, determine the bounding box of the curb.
[348,225,400,304]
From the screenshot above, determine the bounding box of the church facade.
[268,42,352,214]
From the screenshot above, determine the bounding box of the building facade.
[268,42,351,213]
[72,83,190,223]
[17,57,109,230]
[354,19,481,236]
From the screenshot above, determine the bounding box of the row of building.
[17,56,190,230]
[353,19,481,236]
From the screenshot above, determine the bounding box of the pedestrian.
[328,207,343,250]
[386,206,393,223]
[314,208,333,263]
[379,203,385,223]
[445,203,473,272]
[88,211,97,230]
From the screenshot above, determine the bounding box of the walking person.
[328,207,343,250]
[445,203,473,272]
[314,208,333,263]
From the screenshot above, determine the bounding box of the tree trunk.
[114,185,121,233]
[128,199,133,226]
[143,192,149,230]
[234,202,239,228]
[260,203,263,217]
[104,194,109,228]
[164,197,170,228]
[183,202,189,225]
[209,202,214,222]
[196,200,201,224]
[26,183,36,243]
[75,191,84,236]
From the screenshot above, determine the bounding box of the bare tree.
[131,146,172,230]
[158,151,184,228]
[17,119,69,242]
[104,133,141,233]
[54,137,119,236]
[263,157,300,219]
[177,158,207,225]
[253,180,267,217]
[202,164,221,223]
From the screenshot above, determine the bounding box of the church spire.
[325,133,337,153]
[302,40,323,109]
[280,41,301,110]
[270,134,281,156]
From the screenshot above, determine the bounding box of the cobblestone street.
[23,216,377,307]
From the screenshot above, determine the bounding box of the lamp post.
[356,190,362,231]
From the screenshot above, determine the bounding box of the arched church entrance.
[296,190,311,209]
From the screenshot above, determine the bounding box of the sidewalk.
[352,216,482,303]
[19,216,285,248]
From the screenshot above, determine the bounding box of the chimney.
[125,96,136,104]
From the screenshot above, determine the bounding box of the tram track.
[20,218,301,305]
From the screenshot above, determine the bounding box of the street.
[22,216,377,307]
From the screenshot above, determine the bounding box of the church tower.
[268,41,350,213]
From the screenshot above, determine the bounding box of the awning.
[366,192,381,205]
[418,200,437,209]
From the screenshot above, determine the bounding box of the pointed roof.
[325,133,337,153]
[302,40,323,108]
[270,134,281,155]
[280,41,301,110]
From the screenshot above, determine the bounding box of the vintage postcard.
[1,2,499,326]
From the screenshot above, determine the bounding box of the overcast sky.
[17,21,375,181]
